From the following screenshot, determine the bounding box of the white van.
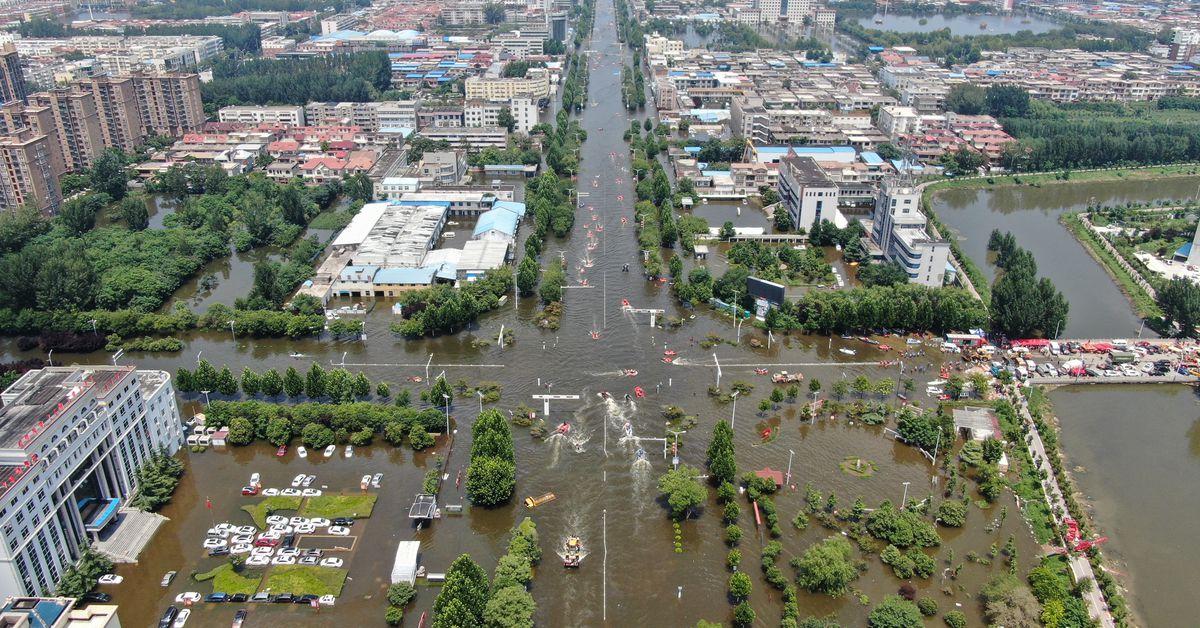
[1049,341,1061,356]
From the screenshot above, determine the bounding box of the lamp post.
[443,394,451,435]
[195,351,203,366]
[901,481,911,509]
[667,428,683,469]
[46,349,53,367]
[730,390,741,430]
[785,449,795,487]
[89,319,98,335]
[476,390,484,413]
[425,354,433,382]
[200,390,212,406]
[229,320,236,340]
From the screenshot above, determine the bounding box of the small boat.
[621,369,638,377]
[443,232,456,238]
[525,493,557,508]
[906,338,922,345]
[323,445,336,458]
[838,348,856,355]
[563,536,583,568]
[979,22,987,29]
[633,386,646,398]
[297,447,307,458]
[360,475,370,490]
[663,350,677,357]
[232,609,247,628]
[372,473,383,488]
[161,571,176,587]
[635,447,647,461]
[555,422,570,435]
[590,331,600,340]
[662,357,673,363]
[275,445,287,457]
[289,352,305,358]
[344,445,353,458]
[755,368,769,375]
[598,391,610,399]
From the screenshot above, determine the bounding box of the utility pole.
[785,449,795,487]
[229,320,236,340]
[730,390,740,430]
[901,481,911,509]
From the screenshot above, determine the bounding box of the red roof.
[753,467,784,487]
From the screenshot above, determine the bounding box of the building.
[777,150,843,231]
[876,105,920,138]
[218,105,305,126]
[0,596,121,627]
[29,88,104,172]
[464,97,537,133]
[644,32,684,58]
[0,102,66,178]
[320,14,361,35]
[0,366,182,597]
[870,180,950,287]
[128,72,204,136]
[494,30,546,58]
[415,126,508,150]
[0,43,26,105]
[418,151,466,186]
[74,76,143,153]
[0,130,61,212]
[464,72,551,103]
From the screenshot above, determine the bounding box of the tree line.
[201,399,450,452]
[987,230,1068,338]
[131,0,368,19]
[126,23,261,53]
[465,409,516,507]
[432,530,537,628]
[201,53,392,107]
[389,269,513,337]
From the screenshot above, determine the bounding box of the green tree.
[227,417,254,446]
[720,221,736,240]
[430,375,454,410]
[377,382,391,398]
[657,464,707,519]
[466,457,516,506]
[433,554,489,627]
[831,380,848,400]
[216,367,238,396]
[483,585,534,628]
[194,360,218,392]
[90,149,129,200]
[301,423,334,449]
[936,500,967,527]
[283,366,303,397]
[793,536,858,596]
[516,255,539,296]
[706,421,737,485]
[266,416,291,445]
[240,367,260,396]
[496,107,516,133]
[869,595,923,628]
[986,84,1031,118]
[352,372,371,398]
[387,582,416,607]
[409,423,434,451]
[773,205,794,232]
[1158,277,1200,337]
[119,194,149,230]
[733,602,756,627]
[492,554,532,591]
[304,363,327,398]
[943,610,966,628]
[729,571,752,600]
[945,83,987,115]
[483,3,505,24]
[508,517,542,563]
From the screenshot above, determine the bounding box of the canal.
[931,175,1200,338]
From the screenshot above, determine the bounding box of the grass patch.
[994,400,1055,544]
[1061,213,1162,318]
[299,494,377,520]
[194,563,262,595]
[240,496,302,528]
[308,211,354,230]
[264,565,348,596]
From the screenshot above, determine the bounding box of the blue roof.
[492,200,527,218]
[375,266,436,285]
[339,265,380,280]
[379,127,415,137]
[474,207,519,237]
[435,264,457,281]
[405,73,424,79]
[860,151,883,165]
[868,46,885,52]
[0,599,68,626]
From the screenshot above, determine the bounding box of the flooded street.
[857,12,1059,36]
[931,176,1200,338]
[1050,384,1200,627]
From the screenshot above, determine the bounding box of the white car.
[294,523,316,534]
[266,515,288,527]
[174,592,202,604]
[231,535,254,545]
[302,489,322,497]
[250,546,274,557]
[257,531,281,541]
[319,557,344,568]
[278,548,300,558]
[246,555,271,566]
[230,544,253,554]
[97,574,123,585]
[344,445,353,458]
[309,518,330,528]
[323,445,336,457]
[291,474,306,487]
[206,527,228,538]
[281,488,302,497]
[262,488,280,496]
[269,525,293,535]
[235,525,256,536]
[289,517,307,526]
[319,595,336,606]
[271,555,297,565]
[303,475,316,487]
[203,538,227,549]
[297,446,307,458]
[299,556,319,565]
[249,473,261,486]
[215,523,234,532]
[173,608,190,628]
[328,526,350,536]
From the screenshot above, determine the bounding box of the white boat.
[173,608,190,628]
[443,231,456,238]
[371,473,382,488]
[838,348,856,355]
[289,352,305,358]
[297,447,307,458]
[319,595,336,606]
[344,445,353,458]
[323,445,336,457]
[249,473,260,486]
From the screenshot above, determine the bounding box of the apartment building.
[0,130,61,212]
[494,29,547,58]
[416,126,507,149]
[74,76,143,153]
[0,102,65,178]
[876,105,921,138]
[0,596,120,627]
[14,36,223,73]
[0,366,182,597]
[442,1,486,25]
[29,88,103,172]
[644,32,684,58]
[464,72,551,103]
[219,105,306,126]
[0,43,26,105]
[128,72,204,137]
[870,180,950,287]
[777,151,843,231]
[320,13,361,34]
[464,97,537,133]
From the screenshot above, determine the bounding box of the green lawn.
[300,494,377,519]
[240,496,303,528]
[264,565,348,596]
[193,563,262,595]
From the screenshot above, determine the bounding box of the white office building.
[218,105,305,126]
[464,97,538,134]
[0,366,182,597]
[870,180,950,287]
[777,150,845,232]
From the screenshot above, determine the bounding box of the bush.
[387,582,415,607]
[727,549,741,570]
[943,610,966,628]
[917,597,938,616]
[385,606,403,626]
[725,524,743,544]
[937,500,967,527]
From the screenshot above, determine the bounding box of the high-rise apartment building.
[128,72,204,137]
[0,129,61,212]
[75,76,144,153]
[0,43,27,105]
[29,88,104,172]
[0,102,66,177]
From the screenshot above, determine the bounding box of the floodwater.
[858,12,1058,35]
[1050,384,1200,627]
[20,1,1041,625]
[688,200,771,231]
[931,176,1200,338]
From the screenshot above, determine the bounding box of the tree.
[492,554,533,591]
[793,536,858,596]
[90,149,128,200]
[216,367,238,396]
[483,3,505,24]
[936,500,967,527]
[986,85,1031,118]
[227,417,254,446]
[388,582,416,607]
[194,360,218,391]
[59,195,101,235]
[283,366,303,397]
[858,262,910,287]
[301,423,334,449]
[409,423,434,451]
[657,464,707,519]
[266,416,291,445]
[729,571,752,600]
[1158,277,1200,337]
[483,585,534,628]
[377,382,391,398]
[516,255,539,296]
[720,221,737,240]
[467,458,516,506]
[352,372,371,398]
[733,602,756,627]
[430,375,454,410]
[706,421,736,485]
[497,107,516,133]
[851,375,871,398]
[119,194,149,230]
[773,205,794,232]
[240,367,260,396]
[868,595,923,628]
[305,363,327,398]
[831,380,848,400]
[943,610,967,628]
[433,554,489,627]
[945,83,987,115]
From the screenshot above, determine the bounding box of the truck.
[1109,350,1137,365]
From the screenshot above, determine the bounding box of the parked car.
[294,594,319,605]
[240,486,259,496]
[97,574,123,585]
[328,526,350,536]
[158,606,179,628]
[249,592,272,603]
[205,593,229,603]
[273,593,294,604]
[253,537,279,548]
[229,594,249,603]
[331,518,354,526]
[174,592,202,604]
[76,592,112,606]
[208,547,231,557]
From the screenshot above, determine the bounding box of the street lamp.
[425,354,433,382]
[229,320,236,340]
[667,428,684,469]
[200,390,212,406]
[901,481,911,509]
[476,390,484,413]
[443,394,451,435]
[46,349,53,367]
[89,319,98,335]
[730,390,741,430]
[195,351,203,366]
[786,449,795,487]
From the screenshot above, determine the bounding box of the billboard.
[746,276,785,305]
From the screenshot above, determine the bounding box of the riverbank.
[1060,213,1162,319]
